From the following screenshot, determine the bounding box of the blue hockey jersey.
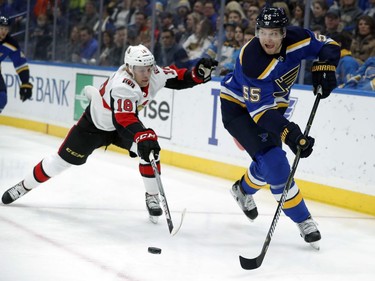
[220,26,340,123]
[0,34,30,84]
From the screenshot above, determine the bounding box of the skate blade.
[149,215,159,224]
[309,241,320,250]
[245,216,255,223]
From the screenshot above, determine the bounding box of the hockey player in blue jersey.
[220,7,340,249]
[0,16,33,113]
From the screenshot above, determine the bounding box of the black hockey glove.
[311,61,337,99]
[281,122,315,158]
[134,129,161,162]
[193,58,218,83]
[20,83,33,102]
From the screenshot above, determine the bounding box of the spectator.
[221,24,246,75]
[226,1,248,27]
[33,0,60,21]
[154,1,164,17]
[340,0,363,32]
[246,5,260,22]
[99,30,114,66]
[178,12,202,46]
[128,11,150,44]
[156,29,190,68]
[309,0,329,33]
[62,25,81,63]
[93,4,116,36]
[192,0,204,17]
[244,26,255,42]
[331,32,361,85]
[242,0,259,13]
[205,23,237,74]
[67,0,86,26]
[228,10,248,28]
[127,0,152,26]
[53,5,69,40]
[363,0,375,18]
[182,18,213,61]
[203,0,218,32]
[342,57,375,90]
[290,2,304,27]
[79,1,99,31]
[111,0,131,28]
[30,13,52,61]
[159,11,178,35]
[234,23,246,47]
[140,16,160,51]
[247,10,258,33]
[77,25,98,64]
[175,0,191,41]
[324,6,343,38]
[107,26,128,66]
[126,27,140,46]
[160,12,178,42]
[215,9,228,34]
[350,15,375,63]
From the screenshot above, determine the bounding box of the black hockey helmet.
[256,7,289,29]
[0,16,10,27]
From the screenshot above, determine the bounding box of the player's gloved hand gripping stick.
[239,86,324,270]
[149,151,186,236]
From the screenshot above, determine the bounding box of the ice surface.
[0,125,374,281]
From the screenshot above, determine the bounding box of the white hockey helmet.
[124,44,155,74]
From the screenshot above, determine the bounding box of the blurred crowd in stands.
[2,0,375,89]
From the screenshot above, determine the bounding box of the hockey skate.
[2,181,30,204]
[297,216,321,250]
[231,180,258,221]
[145,192,163,224]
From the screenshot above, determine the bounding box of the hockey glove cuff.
[134,129,161,162]
[20,83,33,102]
[311,61,337,99]
[281,122,315,158]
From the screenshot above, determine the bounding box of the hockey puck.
[148,247,162,254]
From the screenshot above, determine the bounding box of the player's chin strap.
[149,151,186,236]
[239,85,323,270]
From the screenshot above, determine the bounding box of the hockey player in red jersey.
[2,44,218,223]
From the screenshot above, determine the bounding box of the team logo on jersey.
[284,97,297,120]
[273,65,300,98]
[258,133,269,142]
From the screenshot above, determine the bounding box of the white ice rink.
[0,125,374,281]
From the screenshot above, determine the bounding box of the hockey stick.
[239,86,323,270]
[149,151,186,236]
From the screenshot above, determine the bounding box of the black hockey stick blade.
[239,251,266,270]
